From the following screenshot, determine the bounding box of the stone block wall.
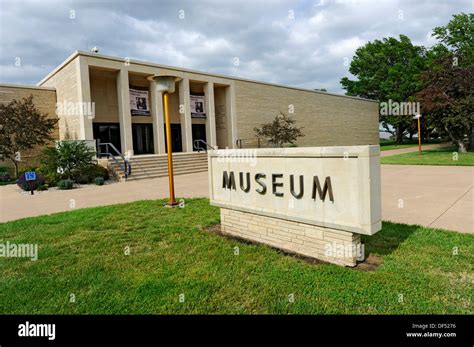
[220,208,362,267]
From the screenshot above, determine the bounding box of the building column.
[178,77,193,152]
[226,82,237,149]
[204,81,217,148]
[116,68,133,156]
[150,80,166,154]
[76,56,93,141]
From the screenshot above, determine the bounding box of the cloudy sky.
[0,0,471,93]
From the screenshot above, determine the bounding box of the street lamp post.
[148,75,182,207]
[414,113,422,155]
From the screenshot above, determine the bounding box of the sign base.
[220,208,362,267]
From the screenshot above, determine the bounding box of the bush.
[75,174,90,184]
[57,179,74,190]
[38,147,60,185]
[0,167,11,182]
[94,177,105,186]
[86,165,109,181]
[39,141,96,182]
[71,164,108,184]
[37,184,48,191]
[42,172,62,187]
[16,172,46,191]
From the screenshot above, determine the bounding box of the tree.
[432,13,473,64]
[254,112,304,147]
[417,54,473,152]
[340,35,427,143]
[417,13,474,152]
[0,96,57,177]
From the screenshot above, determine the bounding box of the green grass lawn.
[0,198,472,314]
[381,146,474,166]
[379,139,442,151]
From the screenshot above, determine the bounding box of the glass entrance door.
[164,124,183,153]
[132,124,155,155]
[93,123,122,153]
[192,124,207,151]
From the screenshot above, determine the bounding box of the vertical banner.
[130,86,150,116]
[190,93,206,118]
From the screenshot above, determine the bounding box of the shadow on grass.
[362,221,419,256]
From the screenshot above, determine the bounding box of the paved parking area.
[1,165,473,233]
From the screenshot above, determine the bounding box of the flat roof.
[0,83,56,91]
[38,50,378,103]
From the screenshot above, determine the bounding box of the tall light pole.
[148,75,182,207]
[414,113,422,155]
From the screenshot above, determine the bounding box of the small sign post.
[25,171,37,195]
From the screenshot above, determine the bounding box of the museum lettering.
[222,171,334,202]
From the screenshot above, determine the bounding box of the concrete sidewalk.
[1,165,473,233]
[381,165,473,233]
[0,172,209,223]
[381,143,451,157]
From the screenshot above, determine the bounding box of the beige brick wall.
[0,85,58,172]
[90,68,119,123]
[41,58,82,140]
[234,80,379,147]
[220,208,361,266]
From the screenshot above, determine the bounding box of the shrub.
[75,174,90,184]
[0,167,11,182]
[42,172,61,187]
[85,165,109,181]
[16,172,46,191]
[38,147,59,184]
[19,167,39,176]
[94,177,105,186]
[37,184,48,191]
[57,179,74,190]
[39,141,96,182]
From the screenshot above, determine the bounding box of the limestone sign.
[208,146,381,266]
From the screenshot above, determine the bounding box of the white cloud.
[0,0,470,93]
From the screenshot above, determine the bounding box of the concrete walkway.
[0,172,209,223]
[381,165,473,233]
[380,143,451,157]
[1,166,473,233]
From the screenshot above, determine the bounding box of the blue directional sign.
[25,171,37,181]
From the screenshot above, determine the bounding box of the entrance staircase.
[109,152,208,181]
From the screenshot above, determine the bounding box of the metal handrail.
[193,139,215,153]
[236,138,272,148]
[97,142,131,178]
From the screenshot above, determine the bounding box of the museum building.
[0,50,379,179]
